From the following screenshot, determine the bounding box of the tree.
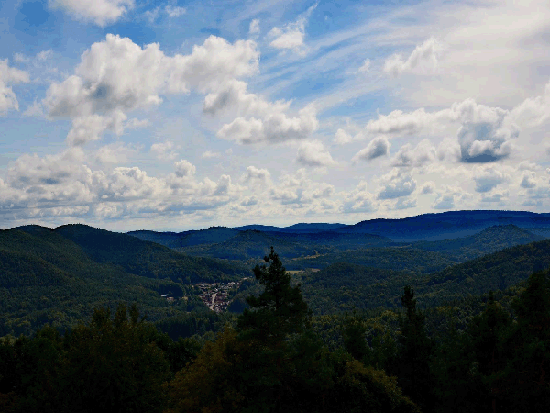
[501,270,550,412]
[342,310,369,363]
[62,304,170,413]
[461,291,511,413]
[395,285,434,412]
[237,246,310,344]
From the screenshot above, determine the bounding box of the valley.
[2,210,550,413]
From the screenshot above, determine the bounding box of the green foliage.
[238,247,310,344]
[0,304,172,413]
[0,225,249,336]
[393,286,434,412]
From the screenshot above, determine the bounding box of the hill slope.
[0,225,249,336]
[297,238,550,313]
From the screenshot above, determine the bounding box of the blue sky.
[1,0,550,231]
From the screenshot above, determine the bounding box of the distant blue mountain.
[339,210,550,241]
[233,225,282,232]
[234,223,347,233]
[129,210,550,248]
[128,227,239,248]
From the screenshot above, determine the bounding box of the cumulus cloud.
[296,140,336,167]
[43,34,259,145]
[384,37,440,77]
[391,139,436,167]
[433,185,469,210]
[94,142,136,164]
[42,33,314,147]
[240,195,259,207]
[49,0,135,27]
[241,165,271,186]
[521,171,537,189]
[473,166,510,193]
[0,146,251,222]
[377,169,416,200]
[0,59,30,114]
[342,181,378,213]
[67,111,126,146]
[480,191,509,203]
[362,98,519,163]
[216,104,318,144]
[352,137,390,162]
[270,187,305,205]
[174,160,196,177]
[365,108,431,137]
[393,197,417,210]
[268,3,316,55]
[150,141,178,161]
[203,79,289,117]
[510,80,550,129]
[421,181,435,194]
[334,128,354,144]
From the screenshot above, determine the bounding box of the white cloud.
[14,53,28,63]
[67,111,126,146]
[433,185,470,210]
[125,117,150,129]
[334,128,353,144]
[165,5,186,18]
[421,181,435,194]
[49,0,135,27]
[43,34,259,145]
[521,171,537,189]
[203,79,289,117]
[365,108,431,137]
[342,181,378,213]
[249,19,260,37]
[377,169,416,200]
[202,150,222,159]
[393,197,417,210]
[384,37,440,77]
[241,165,271,186]
[216,104,318,144]
[150,140,178,161]
[240,195,259,207]
[480,190,509,204]
[0,59,30,114]
[510,80,550,129]
[296,140,336,167]
[391,139,435,167]
[362,98,520,163]
[36,50,53,61]
[352,137,390,162]
[268,4,316,55]
[144,6,161,24]
[94,142,137,164]
[174,160,196,177]
[473,166,510,193]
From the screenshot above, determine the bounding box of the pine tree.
[238,246,310,344]
[396,285,434,412]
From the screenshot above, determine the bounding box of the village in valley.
[162,278,251,313]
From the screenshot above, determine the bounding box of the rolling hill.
[0,225,250,336]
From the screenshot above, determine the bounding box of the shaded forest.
[1,249,549,412]
[2,212,550,411]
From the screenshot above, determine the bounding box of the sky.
[0,0,550,231]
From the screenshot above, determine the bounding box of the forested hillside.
[0,225,249,336]
[1,249,549,413]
